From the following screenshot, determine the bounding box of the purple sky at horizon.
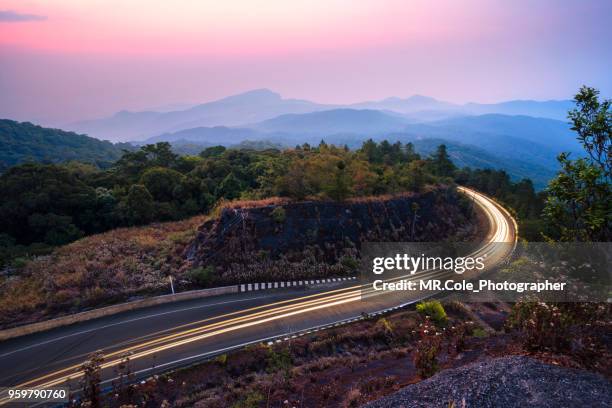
[0,0,610,125]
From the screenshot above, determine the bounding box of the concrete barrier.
[0,285,239,342]
[0,275,356,341]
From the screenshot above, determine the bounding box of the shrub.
[448,321,474,352]
[506,300,568,351]
[444,300,470,319]
[267,347,292,378]
[340,256,360,272]
[377,317,394,333]
[416,300,447,324]
[231,391,263,408]
[226,344,268,376]
[186,266,214,287]
[270,206,286,223]
[413,318,442,378]
[472,328,489,338]
[215,353,227,366]
[11,257,29,269]
[503,300,609,367]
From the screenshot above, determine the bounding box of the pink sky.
[0,0,610,124]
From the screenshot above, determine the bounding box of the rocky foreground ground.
[365,355,612,408]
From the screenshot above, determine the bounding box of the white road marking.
[0,294,274,358]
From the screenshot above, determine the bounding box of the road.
[0,186,517,401]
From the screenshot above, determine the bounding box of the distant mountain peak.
[219,88,282,103]
[405,94,439,102]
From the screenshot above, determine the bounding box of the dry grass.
[219,196,293,209]
[0,215,206,328]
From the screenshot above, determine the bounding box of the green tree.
[200,145,227,158]
[428,144,456,177]
[122,184,154,225]
[544,87,611,241]
[140,167,185,202]
[141,142,179,168]
[327,159,352,201]
[216,172,244,200]
[568,86,611,179]
[0,163,96,244]
[276,159,309,200]
[544,154,609,241]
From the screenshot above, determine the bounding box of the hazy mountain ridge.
[409,138,557,188]
[67,89,334,142]
[0,119,129,170]
[66,89,574,142]
[251,109,411,136]
[143,126,263,145]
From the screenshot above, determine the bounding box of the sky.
[0,0,611,125]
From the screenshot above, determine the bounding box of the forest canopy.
[0,138,543,268]
[0,119,130,171]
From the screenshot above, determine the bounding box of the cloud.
[0,10,46,22]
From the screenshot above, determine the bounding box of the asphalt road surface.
[0,186,517,403]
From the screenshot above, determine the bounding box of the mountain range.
[3,89,584,188]
[66,89,574,143]
[67,89,333,142]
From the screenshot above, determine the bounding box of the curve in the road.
[0,186,517,402]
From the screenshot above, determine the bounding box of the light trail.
[0,186,517,403]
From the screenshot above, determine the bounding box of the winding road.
[0,186,517,402]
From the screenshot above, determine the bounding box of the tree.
[568,86,611,180]
[115,143,179,180]
[359,139,382,163]
[140,167,185,202]
[200,145,226,158]
[0,163,96,244]
[402,160,428,191]
[544,154,609,241]
[544,87,611,241]
[81,351,104,408]
[122,184,154,225]
[428,144,456,178]
[216,172,244,200]
[327,160,352,201]
[404,142,420,162]
[276,159,309,200]
[141,142,179,168]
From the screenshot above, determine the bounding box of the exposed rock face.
[365,356,612,408]
[185,186,474,284]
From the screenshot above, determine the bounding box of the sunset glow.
[0,0,610,123]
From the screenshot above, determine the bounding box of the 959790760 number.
[1,387,69,403]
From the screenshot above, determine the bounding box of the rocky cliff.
[185,186,475,284]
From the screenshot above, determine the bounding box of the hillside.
[419,114,579,152]
[251,108,410,136]
[410,139,556,188]
[0,119,129,170]
[142,126,262,145]
[350,95,573,121]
